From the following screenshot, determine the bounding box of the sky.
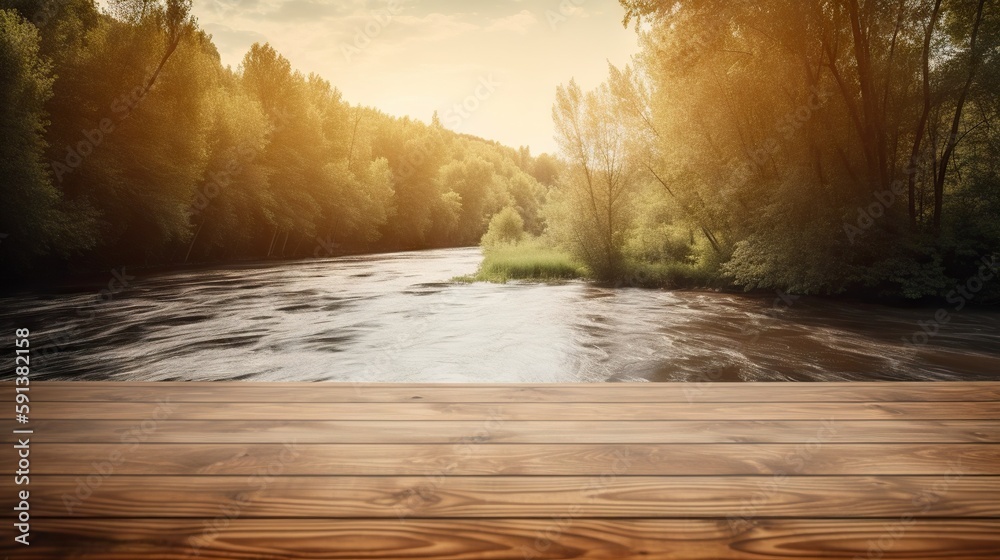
[189,0,641,155]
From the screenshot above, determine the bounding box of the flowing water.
[3,247,999,381]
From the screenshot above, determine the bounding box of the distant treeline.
[0,0,559,281]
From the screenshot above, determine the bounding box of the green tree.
[481,206,525,249]
[615,0,1000,296]
[0,9,90,273]
[552,78,642,279]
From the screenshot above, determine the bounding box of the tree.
[439,154,505,244]
[184,84,272,262]
[614,0,1000,296]
[552,78,642,279]
[531,152,561,186]
[0,9,91,274]
[481,207,525,248]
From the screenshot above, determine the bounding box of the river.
[3,248,999,381]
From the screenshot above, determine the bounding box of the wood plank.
[10,475,999,519]
[4,519,1000,559]
[25,400,1000,420]
[10,443,994,475]
[16,381,1000,402]
[4,381,997,558]
[5,419,999,443]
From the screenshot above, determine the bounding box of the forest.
[0,0,557,280]
[520,0,999,299]
[2,0,999,300]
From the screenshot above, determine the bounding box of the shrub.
[480,207,525,249]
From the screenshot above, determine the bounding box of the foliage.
[0,1,556,281]
[3,0,997,301]
[550,79,642,280]
[464,240,583,284]
[480,207,525,249]
[0,9,93,269]
[536,0,1000,297]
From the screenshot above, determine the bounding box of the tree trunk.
[908,0,943,229]
[267,227,279,258]
[183,221,204,263]
[933,0,987,233]
[844,0,888,189]
[280,231,290,257]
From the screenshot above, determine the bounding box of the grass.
[456,243,584,283]
[454,240,725,288]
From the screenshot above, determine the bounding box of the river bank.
[1,248,998,382]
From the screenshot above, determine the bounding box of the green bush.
[480,207,525,249]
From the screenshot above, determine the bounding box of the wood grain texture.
[9,443,995,475]
[14,381,1000,402]
[10,475,1000,518]
[3,519,1000,559]
[25,400,1000,420]
[5,419,999,443]
[7,381,998,558]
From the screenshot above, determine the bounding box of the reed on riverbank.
[457,242,583,283]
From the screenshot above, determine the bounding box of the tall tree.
[0,9,90,273]
[552,79,641,279]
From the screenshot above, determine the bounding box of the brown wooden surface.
[6,519,1000,559]
[24,399,1000,420]
[8,475,1000,518]
[13,381,1000,402]
[9,442,1000,475]
[2,381,998,559]
[5,418,999,443]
